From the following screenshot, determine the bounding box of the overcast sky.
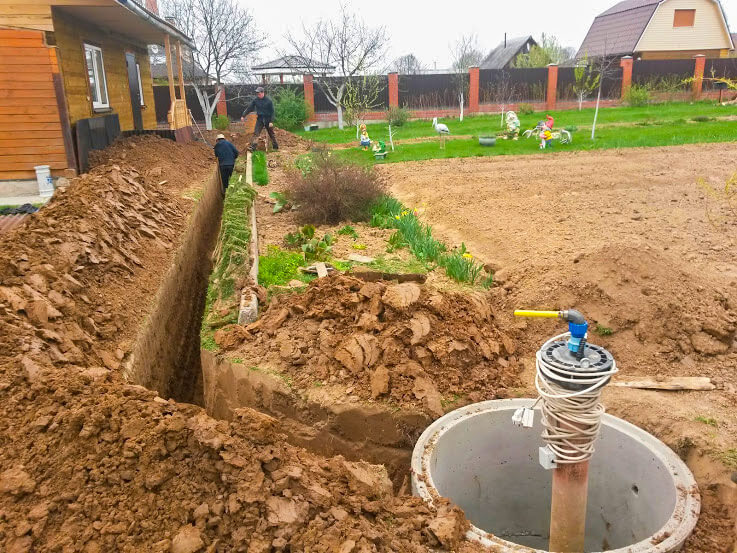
[249,0,736,70]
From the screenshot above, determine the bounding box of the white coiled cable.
[534,332,618,464]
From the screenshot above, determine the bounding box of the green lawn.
[332,118,737,165]
[296,101,736,145]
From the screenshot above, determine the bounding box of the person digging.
[241,86,278,151]
[213,133,239,194]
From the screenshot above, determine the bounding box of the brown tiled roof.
[577,0,661,58]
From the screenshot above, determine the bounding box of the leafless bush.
[286,149,386,225]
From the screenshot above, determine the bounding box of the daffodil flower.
[394,215,401,220]
[462,253,473,259]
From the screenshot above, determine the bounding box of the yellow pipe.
[514,310,562,319]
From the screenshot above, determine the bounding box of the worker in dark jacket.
[241,86,279,151]
[213,134,238,193]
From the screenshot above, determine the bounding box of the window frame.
[136,62,145,106]
[83,43,110,110]
[673,9,696,28]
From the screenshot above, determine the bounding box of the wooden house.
[578,0,733,60]
[0,0,194,181]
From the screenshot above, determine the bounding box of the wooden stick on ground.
[613,377,715,391]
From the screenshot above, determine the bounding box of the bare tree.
[489,70,517,127]
[392,54,424,74]
[590,50,619,139]
[450,34,484,121]
[573,54,600,111]
[284,5,389,130]
[343,75,385,139]
[160,0,265,129]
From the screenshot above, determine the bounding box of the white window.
[136,62,145,106]
[84,43,109,110]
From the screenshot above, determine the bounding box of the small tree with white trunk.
[285,5,388,130]
[160,0,264,129]
[450,34,484,122]
[573,54,600,111]
[343,75,385,139]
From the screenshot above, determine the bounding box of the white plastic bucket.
[34,165,54,197]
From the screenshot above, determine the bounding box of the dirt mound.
[220,275,523,415]
[0,136,473,551]
[496,245,737,380]
[88,134,210,185]
[202,128,311,153]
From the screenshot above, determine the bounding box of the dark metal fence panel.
[312,76,389,113]
[703,58,737,91]
[400,73,462,109]
[557,67,577,102]
[632,59,693,93]
[479,67,548,104]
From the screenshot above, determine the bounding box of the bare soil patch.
[383,143,737,552]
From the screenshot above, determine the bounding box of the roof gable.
[577,2,661,57]
[480,36,537,69]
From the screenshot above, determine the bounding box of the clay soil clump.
[219,275,523,415]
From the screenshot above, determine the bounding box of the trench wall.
[201,353,432,486]
[124,167,223,403]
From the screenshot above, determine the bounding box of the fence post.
[303,74,315,121]
[469,66,480,113]
[692,55,706,98]
[620,56,633,100]
[216,85,227,116]
[388,72,399,108]
[546,64,558,111]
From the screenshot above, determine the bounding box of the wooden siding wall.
[640,49,728,60]
[0,29,68,180]
[636,0,732,54]
[0,1,53,32]
[52,9,156,132]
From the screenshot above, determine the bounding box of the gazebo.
[252,55,335,84]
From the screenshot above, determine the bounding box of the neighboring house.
[577,0,734,60]
[731,33,737,56]
[252,55,336,83]
[0,0,194,181]
[480,36,538,70]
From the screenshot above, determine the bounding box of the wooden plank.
[0,72,53,83]
[612,377,715,391]
[0,98,58,107]
[0,89,56,99]
[0,30,44,40]
[0,61,52,71]
[0,114,63,123]
[0,159,68,171]
[0,17,53,31]
[0,130,64,139]
[0,53,53,65]
[0,5,55,15]
[0,138,65,148]
[2,81,55,90]
[0,145,65,156]
[0,47,55,56]
[315,262,329,278]
[0,170,36,180]
[0,38,45,48]
[0,122,62,131]
[0,105,60,115]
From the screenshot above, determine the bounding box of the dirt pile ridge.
[218,275,523,415]
[496,244,737,380]
[0,136,474,552]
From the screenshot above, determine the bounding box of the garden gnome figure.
[539,125,554,149]
[360,124,371,150]
[504,111,520,140]
[241,86,279,151]
[213,133,239,194]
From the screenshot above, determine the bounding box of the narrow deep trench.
[124,166,223,405]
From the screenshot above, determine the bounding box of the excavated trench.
[124,167,223,404]
[119,161,736,551]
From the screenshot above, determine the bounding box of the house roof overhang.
[53,0,195,49]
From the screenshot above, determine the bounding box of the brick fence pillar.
[216,85,227,116]
[469,66,479,113]
[692,54,706,98]
[546,64,558,111]
[620,56,633,100]
[388,72,399,108]
[303,74,315,120]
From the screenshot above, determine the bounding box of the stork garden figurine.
[432,118,450,149]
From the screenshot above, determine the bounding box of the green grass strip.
[201,161,256,351]
[252,150,269,185]
[296,100,733,145]
[371,196,491,286]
